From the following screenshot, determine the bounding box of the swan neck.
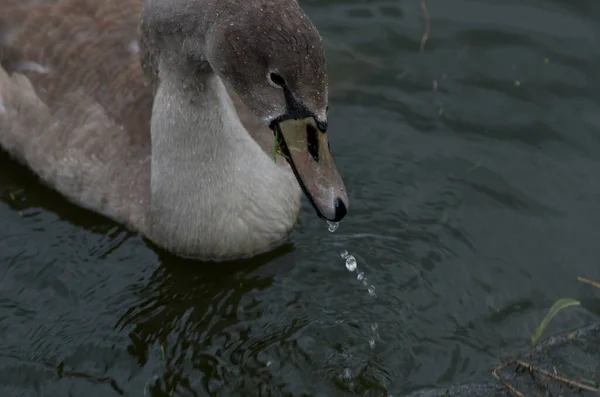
[146,70,301,260]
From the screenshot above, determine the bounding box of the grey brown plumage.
[2,0,152,141]
[1,0,155,230]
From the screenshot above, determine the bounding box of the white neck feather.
[147,69,302,260]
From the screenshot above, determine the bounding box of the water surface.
[1,0,600,395]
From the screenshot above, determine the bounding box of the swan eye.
[268,72,286,88]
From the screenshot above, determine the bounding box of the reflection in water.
[116,249,313,396]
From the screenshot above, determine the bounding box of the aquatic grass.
[577,276,600,289]
[530,276,599,344]
[531,298,580,344]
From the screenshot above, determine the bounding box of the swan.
[0,0,349,261]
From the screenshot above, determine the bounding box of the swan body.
[0,0,348,260]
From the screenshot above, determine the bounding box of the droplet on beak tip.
[327,220,338,232]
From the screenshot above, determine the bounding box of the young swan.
[0,0,349,261]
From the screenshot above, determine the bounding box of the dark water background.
[1,0,600,395]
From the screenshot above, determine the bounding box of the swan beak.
[276,117,349,222]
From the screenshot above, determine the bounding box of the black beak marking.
[306,124,319,162]
[268,87,327,165]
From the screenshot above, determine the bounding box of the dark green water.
[1,0,600,396]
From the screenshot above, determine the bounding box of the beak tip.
[317,196,348,222]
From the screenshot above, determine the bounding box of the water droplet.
[340,250,349,259]
[327,221,339,232]
[357,271,365,281]
[371,323,378,332]
[362,278,368,286]
[369,338,375,348]
[345,256,357,271]
[368,285,376,296]
[342,368,352,380]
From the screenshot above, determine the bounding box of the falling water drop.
[368,285,376,296]
[345,256,357,271]
[357,271,365,281]
[342,367,352,380]
[340,250,349,259]
[327,221,339,232]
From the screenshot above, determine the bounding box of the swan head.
[206,2,349,223]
